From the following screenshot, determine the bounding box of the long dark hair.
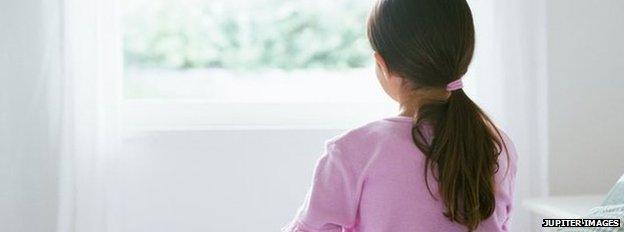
[367,0,507,230]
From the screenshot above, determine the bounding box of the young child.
[283,0,517,231]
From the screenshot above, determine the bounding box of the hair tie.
[446,79,463,91]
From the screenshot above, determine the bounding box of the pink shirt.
[284,116,517,232]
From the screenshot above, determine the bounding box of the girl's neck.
[399,105,418,118]
[398,87,450,118]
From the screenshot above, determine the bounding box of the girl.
[283,0,517,231]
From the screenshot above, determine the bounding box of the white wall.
[116,129,343,232]
[547,0,624,195]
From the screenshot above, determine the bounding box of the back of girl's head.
[367,0,506,231]
[368,0,474,87]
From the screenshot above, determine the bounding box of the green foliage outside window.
[123,0,372,71]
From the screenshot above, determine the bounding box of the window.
[121,0,395,130]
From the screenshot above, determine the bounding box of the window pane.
[122,0,388,103]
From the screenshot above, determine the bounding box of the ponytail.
[412,89,506,231]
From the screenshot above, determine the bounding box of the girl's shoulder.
[321,118,411,172]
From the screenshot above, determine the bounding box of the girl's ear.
[373,52,391,81]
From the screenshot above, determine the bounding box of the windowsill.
[122,100,397,131]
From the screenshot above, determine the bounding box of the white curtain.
[1,0,122,231]
[59,0,123,231]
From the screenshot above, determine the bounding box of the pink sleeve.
[283,142,362,232]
